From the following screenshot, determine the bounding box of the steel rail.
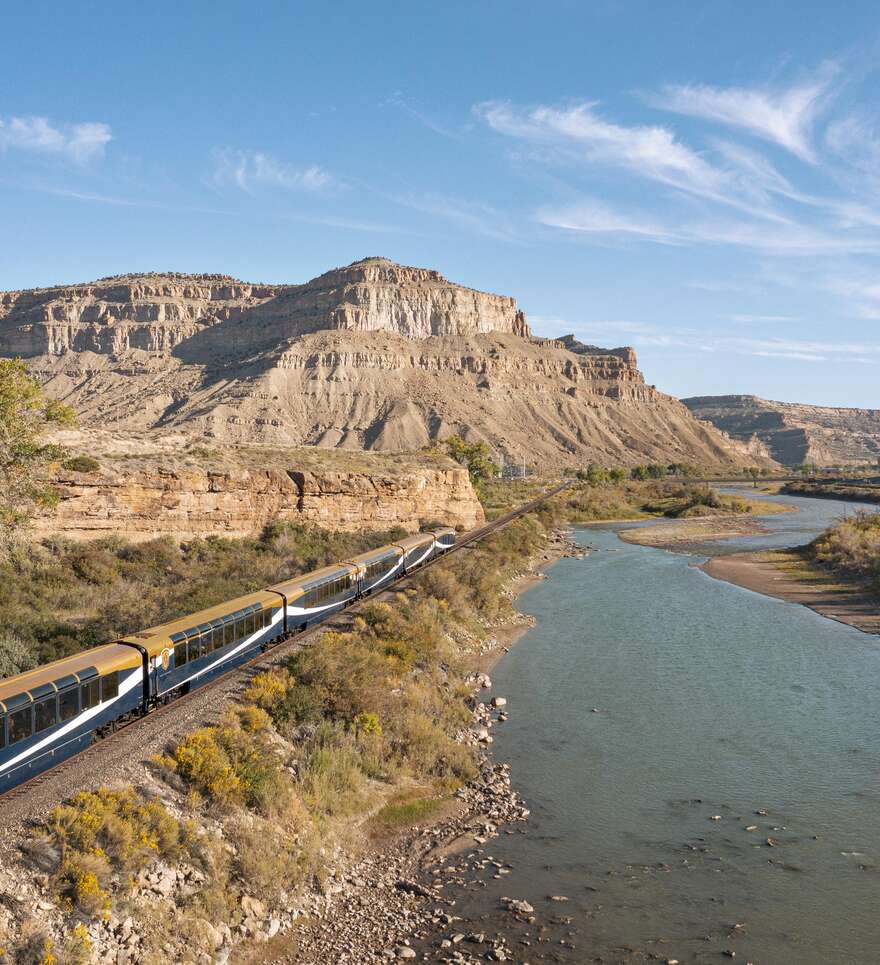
[0,481,569,805]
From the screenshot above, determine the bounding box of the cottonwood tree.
[0,358,75,542]
[444,435,498,484]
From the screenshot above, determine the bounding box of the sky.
[2,0,879,408]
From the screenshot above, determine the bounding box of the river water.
[458,492,880,964]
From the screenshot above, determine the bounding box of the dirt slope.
[1,259,764,469]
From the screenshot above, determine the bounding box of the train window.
[0,716,5,749]
[246,612,255,636]
[35,697,58,733]
[59,689,79,722]
[81,679,100,710]
[366,560,388,580]
[101,672,119,702]
[211,626,222,651]
[174,640,188,667]
[9,707,33,744]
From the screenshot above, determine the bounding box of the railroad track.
[0,481,569,809]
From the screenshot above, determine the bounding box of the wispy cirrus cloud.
[648,63,839,162]
[211,148,333,193]
[532,315,880,366]
[477,100,779,219]
[536,194,880,255]
[824,275,880,319]
[728,313,799,323]
[535,199,683,244]
[387,190,520,242]
[0,115,112,164]
[382,91,467,140]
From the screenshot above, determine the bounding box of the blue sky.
[2,1,879,407]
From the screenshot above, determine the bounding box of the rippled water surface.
[464,492,880,964]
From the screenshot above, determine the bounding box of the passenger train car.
[0,527,456,794]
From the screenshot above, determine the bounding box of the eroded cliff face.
[682,395,880,467]
[265,258,531,339]
[38,461,484,541]
[1,258,764,468]
[0,258,529,357]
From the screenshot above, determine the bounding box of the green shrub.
[48,787,185,873]
[62,455,101,474]
[168,708,289,814]
[55,852,111,919]
[810,511,880,588]
[372,793,446,831]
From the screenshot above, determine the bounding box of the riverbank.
[434,498,880,965]
[0,511,582,965]
[701,549,880,635]
[239,527,584,965]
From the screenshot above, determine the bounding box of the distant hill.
[682,395,880,467]
[0,258,764,469]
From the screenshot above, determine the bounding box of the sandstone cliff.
[1,258,763,469]
[38,438,484,541]
[682,395,880,467]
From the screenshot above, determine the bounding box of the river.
[455,491,880,964]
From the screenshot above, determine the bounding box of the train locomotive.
[0,527,456,795]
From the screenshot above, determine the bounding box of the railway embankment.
[0,492,581,964]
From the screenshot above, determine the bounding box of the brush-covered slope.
[0,259,762,469]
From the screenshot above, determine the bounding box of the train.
[0,527,457,795]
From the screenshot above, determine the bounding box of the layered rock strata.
[683,395,880,467]
[1,258,764,468]
[38,463,484,541]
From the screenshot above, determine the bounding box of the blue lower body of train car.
[360,557,406,596]
[155,612,286,698]
[0,667,143,795]
[285,587,358,631]
[401,543,435,574]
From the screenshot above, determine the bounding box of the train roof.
[269,562,357,596]
[0,644,140,712]
[346,544,404,566]
[121,589,282,657]
[393,533,435,551]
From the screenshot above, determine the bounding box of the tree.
[0,632,38,678]
[0,359,75,539]
[745,466,760,488]
[443,435,498,485]
[582,463,608,487]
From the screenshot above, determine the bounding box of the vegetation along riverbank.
[617,487,793,549]
[0,485,587,963]
[702,510,880,635]
[0,473,806,962]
